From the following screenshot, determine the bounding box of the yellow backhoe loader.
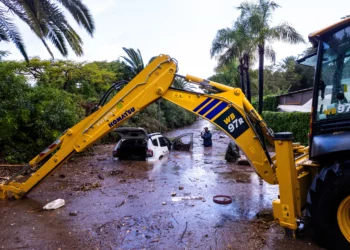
[1,18,350,249]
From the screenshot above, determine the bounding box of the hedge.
[262,111,310,145]
[252,95,279,112]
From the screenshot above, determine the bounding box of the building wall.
[278,88,313,105]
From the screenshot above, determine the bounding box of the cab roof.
[309,17,350,45]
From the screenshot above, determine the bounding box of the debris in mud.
[110,170,124,176]
[250,232,267,247]
[80,181,101,191]
[117,199,126,207]
[97,157,108,161]
[171,196,205,202]
[237,159,250,166]
[179,186,184,190]
[171,192,177,197]
[43,198,65,210]
[98,174,105,180]
[179,221,188,242]
[128,194,137,199]
[256,209,274,221]
[58,174,66,179]
[119,179,126,183]
[204,160,213,164]
[162,201,167,205]
[69,211,78,216]
[236,178,249,183]
[213,195,232,204]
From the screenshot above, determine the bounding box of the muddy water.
[0,119,321,249]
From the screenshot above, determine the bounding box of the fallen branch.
[117,199,126,207]
[179,221,188,242]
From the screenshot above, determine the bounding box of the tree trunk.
[243,53,251,102]
[238,57,245,94]
[258,44,265,114]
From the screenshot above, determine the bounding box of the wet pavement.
[0,119,323,249]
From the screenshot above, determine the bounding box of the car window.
[152,138,158,146]
[158,137,168,147]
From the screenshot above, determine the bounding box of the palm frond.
[271,22,305,44]
[121,47,145,76]
[0,50,9,60]
[0,9,28,61]
[46,25,68,56]
[0,25,9,41]
[38,0,83,56]
[3,0,44,36]
[264,44,276,63]
[148,56,157,65]
[210,28,235,57]
[55,0,95,36]
[0,0,93,58]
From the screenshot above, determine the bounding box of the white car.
[112,127,171,161]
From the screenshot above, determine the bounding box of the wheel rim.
[338,195,350,242]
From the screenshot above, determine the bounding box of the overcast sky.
[0,0,348,78]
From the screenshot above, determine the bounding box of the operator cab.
[299,21,350,159]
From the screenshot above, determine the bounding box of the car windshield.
[315,24,350,121]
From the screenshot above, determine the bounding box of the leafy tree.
[16,58,118,99]
[209,61,240,87]
[0,0,95,61]
[237,0,305,113]
[261,56,314,94]
[0,61,84,162]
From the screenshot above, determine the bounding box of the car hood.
[115,127,148,139]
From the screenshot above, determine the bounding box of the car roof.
[115,127,148,139]
[149,132,162,138]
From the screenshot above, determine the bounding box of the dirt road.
[0,119,322,249]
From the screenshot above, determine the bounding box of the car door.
[158,136,170,156]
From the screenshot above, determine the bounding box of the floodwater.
[0,119,322,249]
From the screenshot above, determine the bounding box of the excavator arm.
[0,54,309,236]
[0,55,177,199]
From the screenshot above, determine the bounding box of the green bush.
[0,85,84,162]
[252,95,279,112]
[262,111,310,145]
[161,101,197,130]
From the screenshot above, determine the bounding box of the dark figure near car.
[225,141,240,162]
[201,127,212,147]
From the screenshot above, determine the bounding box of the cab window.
[316,25,350,121]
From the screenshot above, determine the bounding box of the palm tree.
[0,0,95,61]
[210,21,255,101]
[172,77,197,91]
[120,47,145,77]
[237,0,305,113]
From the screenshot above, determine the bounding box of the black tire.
[307,160,350,250]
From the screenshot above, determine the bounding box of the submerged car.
[113,127,172,161]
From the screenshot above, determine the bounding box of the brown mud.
[0,119,322,249]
